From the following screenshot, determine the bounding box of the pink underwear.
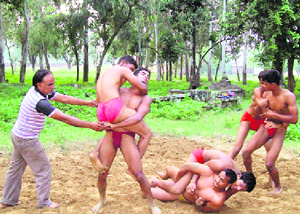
[97,98,124,123]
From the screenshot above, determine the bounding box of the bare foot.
[0,201,21,208]
[48,202,60,208]
[270,186,283,194]
[92,200,106,213]
[155,169,168,180]
[0,203,8,209]
[126,168,136,181]
[149,176,158,187]
[89,152,109,173]
[150,205,162,214]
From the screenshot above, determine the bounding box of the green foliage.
[285,123,300,141]
[1,71,300,152]
[150,97,206,120]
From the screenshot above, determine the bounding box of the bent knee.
[265,161,276,171]
[134,171,146,182]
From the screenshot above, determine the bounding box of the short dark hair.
[118,55,138,70]
[134,67,151,78]
[224,169,237,184]
[258,70,267,80]
[259,69,281,85]
[32,69,52,87]
[240,172,256,192]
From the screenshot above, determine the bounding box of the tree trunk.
[145,46,149,69]
[42,39,50,70]
[215,59,221,82]
[83,0,89,82]
[180,54,183,80]
[20,1,30,83]
[83,25,89,82]
[138,15,142,67]
[4,39,15,74]
[273,51,284,80]
[75,49,79,82]
[39,53,44,69]
[189,23,198,88]
[174,61,177,79]
[160,63,164,81]
[189,24,200,90]
[155,22,160,81]
[169,61,172,81]
[29,55,36,72]
[287,55,295,92]
[235,58,240,81]
[208,17,213,83]
[242,32,248,84]
[0,3,4,83]
[63,55,72,70]
[185,42,189,82]
[166,62,169,81]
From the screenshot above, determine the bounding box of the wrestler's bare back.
[203,150,240,173]
[96,66,129,103]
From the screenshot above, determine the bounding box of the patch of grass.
[1,69,300,154]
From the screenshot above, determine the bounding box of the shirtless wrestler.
[150,163,237,213]
[90,55,152,172]
[91,68,161,214]
[242,69,298,194]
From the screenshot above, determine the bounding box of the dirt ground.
[0,135,300,214]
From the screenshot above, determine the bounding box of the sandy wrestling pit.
[0,135,299,214]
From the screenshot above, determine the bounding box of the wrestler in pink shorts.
[97,97,124,123]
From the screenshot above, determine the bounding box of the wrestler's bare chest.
[267,94,288,114]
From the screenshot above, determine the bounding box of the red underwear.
[97,98,124,123]
[112,131,135,148]
[191,149,205,164]
[263,121,279,138]
[240,111,265,131]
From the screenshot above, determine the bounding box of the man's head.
[259,69,281,89]
[33,69,55,95]
[238,172,256,192]
[258,70,267,80]
[118,55,138,72]
[214,169,237,189]
[134,68,150,85]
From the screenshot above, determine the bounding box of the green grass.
[1,68,300,154]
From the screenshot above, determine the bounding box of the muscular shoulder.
[281,89,296,102]
[142,95,152,103]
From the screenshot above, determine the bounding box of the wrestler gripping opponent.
[150,164,237,213]
[156,149,256,201]
[90,55,153,173]
[229,70,272,160]
[91,68,161,214]
[242,70,298,194]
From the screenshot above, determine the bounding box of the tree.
[226,0,300,90]
[0,3,4,83]
[90,0,138,82]
[55,3,86,82]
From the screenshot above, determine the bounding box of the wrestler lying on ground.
[93,55,152,173]
[150,163,237,213]
[156,149,256,200]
